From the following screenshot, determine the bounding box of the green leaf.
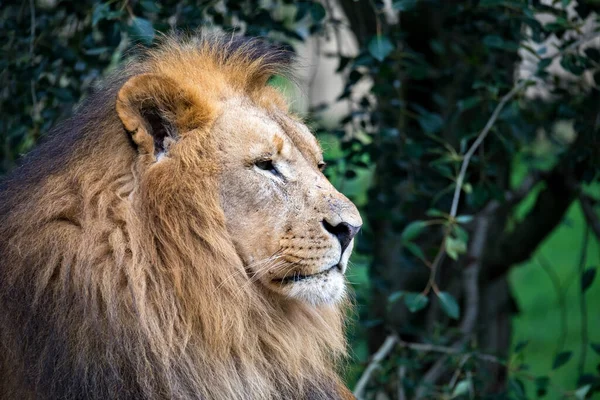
[401,220,427,241]
[552,351,572,370]
[585,48,600,63]
[537,57,552,73]
[310,3,326,22]
[452,225,469,243]
[451,379,471,398]
[483,35,504,49]
[392,0,418,11]
[455,215,473,224]
[368,35,395,62]
[388,291,404,304]
[514,340,529,353]
[417,111,443,134]
[591,343,600,355]
[535,376,549,398]
[509,377,526,399]
[457,96,481,112]
[581,267,596,292]
[560,54,586,76]
[84,47,111,56]
[295,2,310,21]
[438,291,460,319]
[426,209,447,218]
[140,0,161,13]
[92,3,122,26]
[405,242,426,260]
[92,3,110,26]
[128,17,154,46]
[445,236,467,260]
[404,292,429,312]
[575,384,591,400]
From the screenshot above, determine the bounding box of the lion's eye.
[255,159,280,176]
[318,162,327,172]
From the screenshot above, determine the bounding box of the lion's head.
[0,34,360,399]
[116,36,362,306]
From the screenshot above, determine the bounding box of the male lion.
[0,34,362,399]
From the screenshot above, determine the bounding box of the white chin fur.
[286,271,346,306]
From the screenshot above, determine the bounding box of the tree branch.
[397,339,503,364]
[483,163,581,280]
[353,334,399,399]
[449,79,529,218]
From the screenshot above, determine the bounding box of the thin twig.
[397,365,407,400]
[449,354,471,389]
[353,334,398,399]
[537,254,568,354]
[397,339,503,365]
[449,80,528,218]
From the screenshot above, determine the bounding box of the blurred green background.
[2,0,600,398]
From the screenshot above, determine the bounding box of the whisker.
[213,251,283,293]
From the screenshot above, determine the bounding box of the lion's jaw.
[215,98,362,306]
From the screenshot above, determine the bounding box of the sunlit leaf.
[368,35,394,62]
[455,215,473,224]
[575,384,591,400]
[452,225,469,243]
[451,379,471,397]
[445,236,467,260]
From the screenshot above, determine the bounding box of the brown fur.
[0,34,358,399]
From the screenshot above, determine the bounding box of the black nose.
[322,220,361,253]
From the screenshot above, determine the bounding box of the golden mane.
[0,34,352,399]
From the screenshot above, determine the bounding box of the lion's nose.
[322,220,361,253]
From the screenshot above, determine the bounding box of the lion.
[0,34,362,400]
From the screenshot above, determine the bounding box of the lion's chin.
[270,267,346,306]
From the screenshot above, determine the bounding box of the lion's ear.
[116,73,206,156]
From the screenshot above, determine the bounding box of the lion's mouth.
[272,264,341,284]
